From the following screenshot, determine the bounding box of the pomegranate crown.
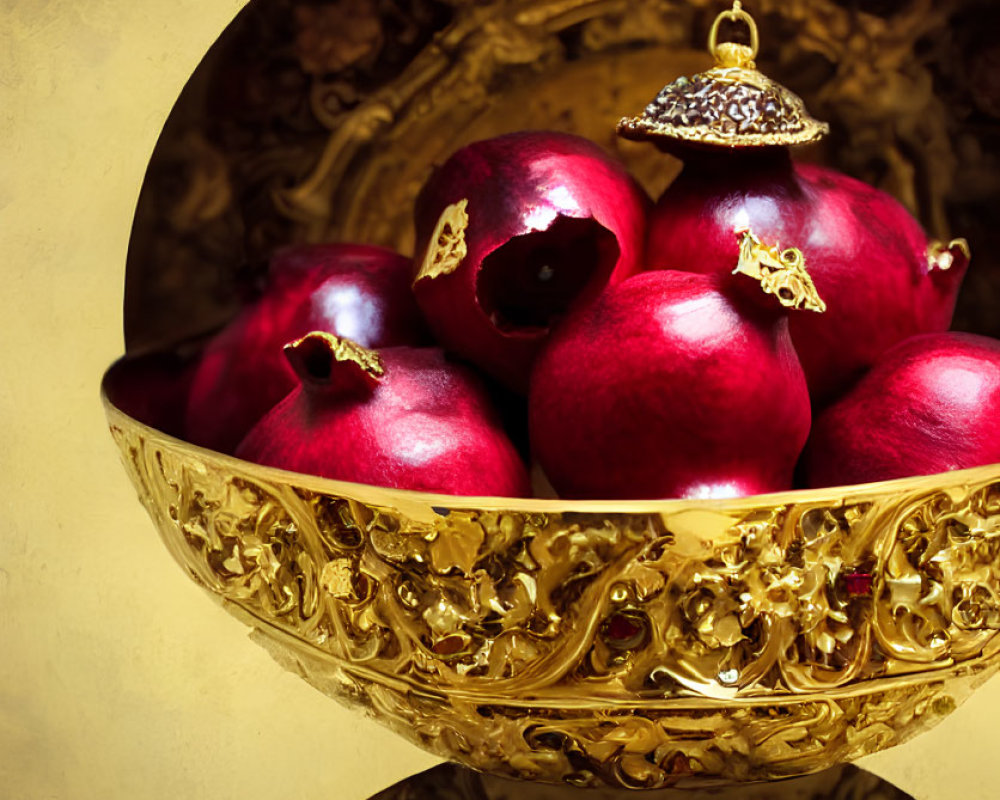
[284,331,384,394]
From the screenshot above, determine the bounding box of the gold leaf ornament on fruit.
[733,227,826,313]
[415,198,469,283]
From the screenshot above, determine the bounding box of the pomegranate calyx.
[414,198,469,285]
[284,331,384,395]
[733,228,826,313]
[927,237,971,273]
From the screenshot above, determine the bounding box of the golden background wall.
[0,0,998,797]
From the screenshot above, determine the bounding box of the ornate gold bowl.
[103,357,1000,790]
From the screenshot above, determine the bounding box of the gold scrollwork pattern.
[107,409,1000,788]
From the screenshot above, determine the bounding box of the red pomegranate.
[805,332,1000,487]
[236,333,531,497]
[412,130,650,392]
[646,149,969,402]
[184,243,430,454]
[529,267,814,500]
[105,349,198,439]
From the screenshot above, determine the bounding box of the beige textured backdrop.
[0,1,997,797]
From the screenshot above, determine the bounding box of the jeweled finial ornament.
[617,2,830,148]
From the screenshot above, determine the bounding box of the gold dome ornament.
[617,2,830,149]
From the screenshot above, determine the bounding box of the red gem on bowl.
[844,572,873,597]
[431,635,467,656]
[601,610,649,651]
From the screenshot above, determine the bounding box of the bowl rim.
[100,353,1000,515]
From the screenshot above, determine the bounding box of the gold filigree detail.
[733,228,826,312]
[251,616,989,790]
[320,558,356,599]
[414,198,469,284]
[104,375,1000,788]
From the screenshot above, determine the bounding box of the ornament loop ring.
[708,2,760,63]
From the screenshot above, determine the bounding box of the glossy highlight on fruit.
[646,150,969,402]
[529,270,811,500]
[412,130,650,392]
[236,333,530,497]
[805,332,1000,487]
[184,243,430,454]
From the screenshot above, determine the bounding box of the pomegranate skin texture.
[805,332,1000,487]
[412,130,650,393]
[236,333,531,498]
[646,150,969,402]
[185,243,430,454]
[529,270,812,500]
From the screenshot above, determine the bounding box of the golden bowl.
[103,355,1000,790]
